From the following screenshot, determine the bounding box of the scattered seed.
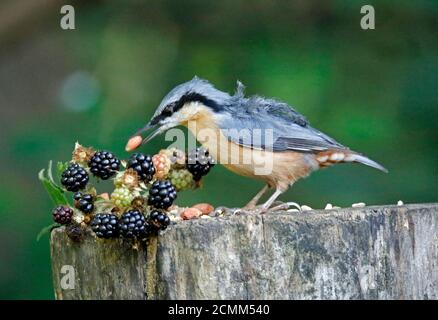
[192,203,214,215]
[181,207,203,220]
[352,202,366,208]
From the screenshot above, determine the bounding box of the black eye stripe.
[151,92,221,124]
[162,105,173,116]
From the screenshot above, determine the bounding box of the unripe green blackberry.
[52,206,74,225]
[61,163,89,192]
[111,187,134,209]
[169,169,194,191]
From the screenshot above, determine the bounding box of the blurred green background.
[0,0,437,299]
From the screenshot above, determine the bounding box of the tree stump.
[50,204,438,299]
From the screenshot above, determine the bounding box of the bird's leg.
[260,189,283,212]
[243,185,270,210]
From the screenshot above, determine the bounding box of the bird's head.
[131,76,231,147]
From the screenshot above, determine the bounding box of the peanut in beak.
[125,135,143,152]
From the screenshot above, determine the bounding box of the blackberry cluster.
[118,209,150,238]
[61,163,89,192]
[149,210,171,231]
[148,180,177,209]
[73,192,94,214]
[127,153,155,182]
[90,213,119,239]
[186,147,215,181]
[52,206,73,225]
[88,151,120,180]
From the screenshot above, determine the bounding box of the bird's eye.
[161,105,173,117]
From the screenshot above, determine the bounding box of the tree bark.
[50,204,438,299]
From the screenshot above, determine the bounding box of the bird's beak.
[141,124,163,145]
[134,121,163,145]
[126,120,179,152]
[125,121,160,152]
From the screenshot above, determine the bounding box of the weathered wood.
[51,204,438,299]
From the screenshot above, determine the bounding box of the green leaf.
[57,161,69,181]
[39,163,69,206]
[47,160,55,184]
[36,223,60,242]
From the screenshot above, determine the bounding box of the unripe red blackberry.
[127,153,155,182]
[61,163,89,192]
[88,151,120,180]
[52,206,74,225]
[152,153,171,179]
[186,147,215,181]
[148,180,177,209]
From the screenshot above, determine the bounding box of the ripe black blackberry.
[66,224,85,243]
[52,206,74,225]
[186,147,215,181]
[90,213,119,239]
[149,210,171,231]
[118,209,151,239]
[148,180,177,209]
[127,153,155,182]
[88,151,120,180]
[61,163,89,192]
[73,192,94,214]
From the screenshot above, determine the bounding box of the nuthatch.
[127,77,387,211]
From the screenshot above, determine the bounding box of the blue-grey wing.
[219,97,346,152]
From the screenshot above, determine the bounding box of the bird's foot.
[243,201,313,214]
[269,201,302,212]
[258,201,302,214]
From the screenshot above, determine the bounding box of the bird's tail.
[316,150,388,173]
